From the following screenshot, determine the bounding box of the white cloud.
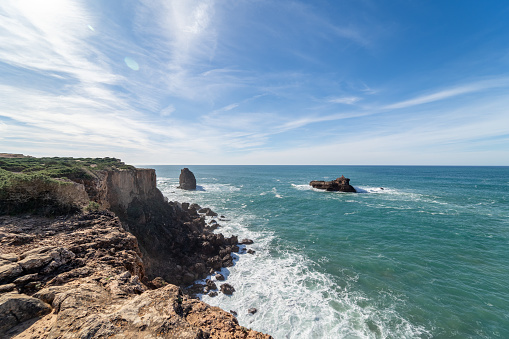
[329,96,361,105]
[384,78,509,110]
[160,105,176,117]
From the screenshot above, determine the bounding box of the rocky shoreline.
[0,157,271,338]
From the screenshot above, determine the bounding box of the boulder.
[220,283,235,295]
[247,249,256,255]
[215,273,225,281]
[205,279,217,291]
[206,209,218,217]
[241,238,254,245]
[309,175,357,192]
[0,263,23,284]
[248,308,257,315]
[0,292,52,335]
[178,168,197,190]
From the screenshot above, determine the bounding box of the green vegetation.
[0,156,133,191]
[85,201,101,212]
[0,156,134,215]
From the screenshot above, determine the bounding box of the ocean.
[149,165,509,339]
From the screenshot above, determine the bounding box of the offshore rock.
[220,283,235,295]
[178,168,197,190]
[309,175,357,192]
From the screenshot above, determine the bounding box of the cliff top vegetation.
[0,156,134,191]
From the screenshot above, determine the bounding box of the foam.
[272,187,283,199]
[157,179,430,338]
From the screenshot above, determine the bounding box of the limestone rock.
[0,292,51,335]
[178,168,197,190]
[0,262,23,284]
[0,213,272,338]
[309,175,357,192]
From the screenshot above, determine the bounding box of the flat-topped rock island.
[309,175,357,192]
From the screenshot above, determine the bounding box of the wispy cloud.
[384,78,509,110]
[328,96,361,105]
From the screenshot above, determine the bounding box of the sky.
[1,0,509,165]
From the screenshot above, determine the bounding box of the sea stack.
[178,168,197,190]
[309,175,357,192]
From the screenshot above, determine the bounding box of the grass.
[0,156,134,191]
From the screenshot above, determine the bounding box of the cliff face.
[81,168,237,286]
[0,160,270,338]
[99,168,162,211]
[0,177,90,215]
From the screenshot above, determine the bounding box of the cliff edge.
[0,156,271,338]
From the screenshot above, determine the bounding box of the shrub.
[85,201,101,212]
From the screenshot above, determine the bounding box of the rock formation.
[0,157,272,338]
[309,175,357,192]
[178,168,197,190]
[0,212,270,338]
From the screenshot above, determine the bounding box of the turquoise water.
[150,165,509,339]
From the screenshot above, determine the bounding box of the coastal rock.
[0,262,23,284]
[0,292,51,334]
[247,249,256,255]
[178,168,196,190]
[309,175,357,192]
[206,279,217,291]
[215,273,225,281]
[0,157,273,338]
[241,238,254,245]
[220,283,235,295]
[0,212,271,338]
[248,307,257,314]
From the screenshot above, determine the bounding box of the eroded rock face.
[73,167,236,287]
[178,168,197,190]
[309,175,357,192]
[0,213,271,338]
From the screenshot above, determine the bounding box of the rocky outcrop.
[178,168,197,190]
[0,212,271,338]
[309,175,357,192]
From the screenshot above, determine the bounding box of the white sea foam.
[354,186,393,194]
[272,187,283,199]
[158,180,429,339]
[291,183,312,191]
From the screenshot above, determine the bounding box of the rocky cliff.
[0,157,271,338]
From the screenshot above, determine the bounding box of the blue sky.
[1,0,508,165]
